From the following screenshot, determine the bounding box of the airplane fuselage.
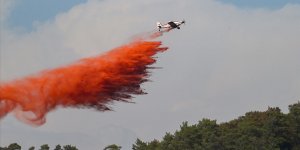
[157,20,185,31]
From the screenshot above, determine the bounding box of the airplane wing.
[168,22,178,28]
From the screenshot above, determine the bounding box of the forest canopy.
[1,102,300,150]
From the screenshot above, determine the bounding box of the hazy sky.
[1,0,300,149]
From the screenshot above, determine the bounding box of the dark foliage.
[132,102,300,150]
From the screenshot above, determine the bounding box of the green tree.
[7,143,21,150]
[39,144,49,150]
[160,133,175,150]
[132,139,148,150]
[54,145,62,150]
[63,145,78,150]
[146,140,160,150]
[288,101,300,149]
[28,146,35,150]
[103,144,121,150]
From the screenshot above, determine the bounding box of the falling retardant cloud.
[0,32,167,125]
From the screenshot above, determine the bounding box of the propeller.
[182,19,186,25]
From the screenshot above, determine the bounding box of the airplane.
[156,20,185,31]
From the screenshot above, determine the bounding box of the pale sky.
[1,0,300,149]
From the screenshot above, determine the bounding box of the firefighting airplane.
[156,20,185,31]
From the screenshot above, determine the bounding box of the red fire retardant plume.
[0,36,168,125]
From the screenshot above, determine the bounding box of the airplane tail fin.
[156,22,162,30]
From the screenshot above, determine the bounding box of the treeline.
[0,144,78,150]
[132,102,300,150]
[1,102,300,150]
[0,144,121,150]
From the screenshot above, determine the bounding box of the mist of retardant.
[0,31,168,125]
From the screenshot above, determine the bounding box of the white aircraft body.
[156,20,185,31]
